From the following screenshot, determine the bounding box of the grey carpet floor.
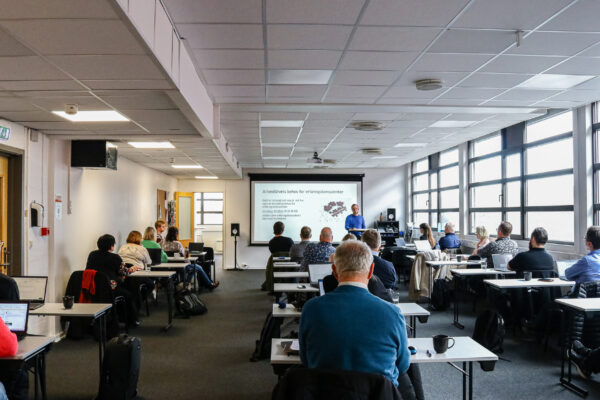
[42,270,600,399]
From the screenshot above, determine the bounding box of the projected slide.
[252,181,361,244]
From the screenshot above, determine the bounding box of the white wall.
[178,167,407,269]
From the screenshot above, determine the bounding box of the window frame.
[592,103,600,224]
[195,192,224,226]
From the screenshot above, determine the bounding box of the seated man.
[301,227,336,271]
[438,222,461,251]
[570,340,600,379]
[289,226,312,262]
[476,221,519,266]
[268,221,294,254]
[299,240,411,390]
[323,272,393,303]
[508,227,554,277]
[362,229,398,289]
[0,273,19,301]
[565,226,600,284]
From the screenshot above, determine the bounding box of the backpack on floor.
[431,278,452,311]
[175,288,207,316]
[250,311,282,362]
[97,334,141,400]
[472,309,505,371]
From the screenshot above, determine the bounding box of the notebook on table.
[0,302,29,340]
[13,276,47,310]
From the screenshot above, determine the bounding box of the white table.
[484,277,574,290]
[0,335,55,400]
[271,336,497,400]
[450,269,516,329]
[273,283,319,293]
[273,271,309,279]
[167,257,190,263]
[273,262,301,269]
[130,270,176,331]
[423,260,485,307]
[555,297,600,397]
[31,303,112,382]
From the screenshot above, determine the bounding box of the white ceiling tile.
[493,88,561,101]
[267,85,327,97]
[260,112,307,120]
[339,51,417,70]
[382,85,447,99]
[0,30,34,56]
[440,87,506,100]
[323,97,377,104]
[307,112,354,120]
[304,119,347,128]
[267,25,352,50]
[0,80,82,91]
[178,24,263,49]
[203,69,265,85]
[352,113,399,120]
[264,96,323,103]
[459,73,533,88]
[397,71,468,87]
[378,98,429,105]
[429,29,515,54]
[545,90,600,102]
[163,0,262,23]
[507,32,600,56]
[541,0,600,32]
[454,0,572,30]
[350,27,441,52]
[361,0,469,27]
[266,0,365,24]
[0,56,66,80]
[412,53,493,72]
[82,80,173,90]
[546,57,600,75]
[578,42,600,57]
[573,76,600,90]
[194,49,264,69]
[480,55,567,74]
[214,96,266,103]
[47,55,164,79]
[268,50,342,69]
[0,0,118,19]
[208,85,264,97]
[332,70,398,86]
[326,86,387,98]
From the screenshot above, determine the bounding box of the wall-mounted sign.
[0,126,10,141]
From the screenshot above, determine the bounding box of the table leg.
[39,352,47,400]
[468,361,473,400]
[98,312,107,380]
[411,316,416,338]
[454,276,465,329]
[162,277,174,332]
[462,361,467,400]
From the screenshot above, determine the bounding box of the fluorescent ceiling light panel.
[372,156,398,159]
[262,156,289,160]
[429,121,475,128]
[261,143,295,148]
[268,69,333,85]
[394,142,427,148]
[52,110,129,122]
[128,141,174,149]
[171,164,203,169]
[518,74,594,90]
[260,120,304,128]
[195,176,218,179]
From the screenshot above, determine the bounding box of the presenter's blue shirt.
[299,285,410,385]
[565,249,600,284]
[438,232,461,250]
[345,214,366,237]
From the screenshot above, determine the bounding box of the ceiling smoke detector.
[65,104,78,115]
[415,79,443,91]
[307,151,323,164]
[361,148,383,155]
[349,121,385,132]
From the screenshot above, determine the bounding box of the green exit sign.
[0,126,10,141]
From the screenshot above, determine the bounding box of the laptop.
[556,260,578,279]
[308,264,332,287]
[0,302,29,340]
[395,238,406,247]
[492,254,513,271]
[13,276,47,310]
[318,279,325,296]
[413,240,431,252]
[188,242,204,257]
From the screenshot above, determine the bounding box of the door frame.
[0,143,24,275]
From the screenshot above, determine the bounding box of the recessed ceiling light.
[430,121,475,128]
[394,142,427,148]
[195,176,218,179]
[260,120,304,128]
[268,69,333,85]
[171,164,203,169]
[372,156,398,159]
[128,141,174,149]
[262,156,289,160]
[261,143,295,148]
[52,110,129,122]
[518,74,595,90]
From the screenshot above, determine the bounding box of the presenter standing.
[345,204,366,239]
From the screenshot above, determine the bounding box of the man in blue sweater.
[566,226,600,284]
[345,204,366,239]
[299,240,411,387]
[362,228,398,289]
[438,222,461,251]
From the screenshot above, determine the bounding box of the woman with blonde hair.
[419,222,436,249]
[473,226,490,255]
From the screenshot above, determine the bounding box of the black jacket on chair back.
[0,273,19,301]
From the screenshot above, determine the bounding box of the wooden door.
[157,189,167,219]
[0,156,8,274]
[175,192,194,248]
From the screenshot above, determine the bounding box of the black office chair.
[200,247,216,281]
[147,248,162,265]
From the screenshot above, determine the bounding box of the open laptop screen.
[13,276,47,302]
[318,279,325,296]
[0,302,28,335]
[395,238,406,247]
[556,260,578,278]
[308,264,332,285]
[413,240,431,252]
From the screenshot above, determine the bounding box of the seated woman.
[141,227,168,264]
[0,316,20,400]
[472,226,490,255]
[162,227,219,290]
[419,222,436,249]
[119,230,156,300]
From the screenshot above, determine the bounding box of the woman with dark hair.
[419,223,436,249]
[162,227,219,290]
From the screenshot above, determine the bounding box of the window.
[410,148,460,230]
[194,192,224,225]
[593,103,600,224]
[467,111,574,243]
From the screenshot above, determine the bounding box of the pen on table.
[426,350,432,358]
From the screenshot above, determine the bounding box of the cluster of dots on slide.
[324,201,347,217]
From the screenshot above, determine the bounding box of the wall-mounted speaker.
[387,208,396,221]
[231,223,240,237]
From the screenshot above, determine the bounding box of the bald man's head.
[320,227,333,243]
